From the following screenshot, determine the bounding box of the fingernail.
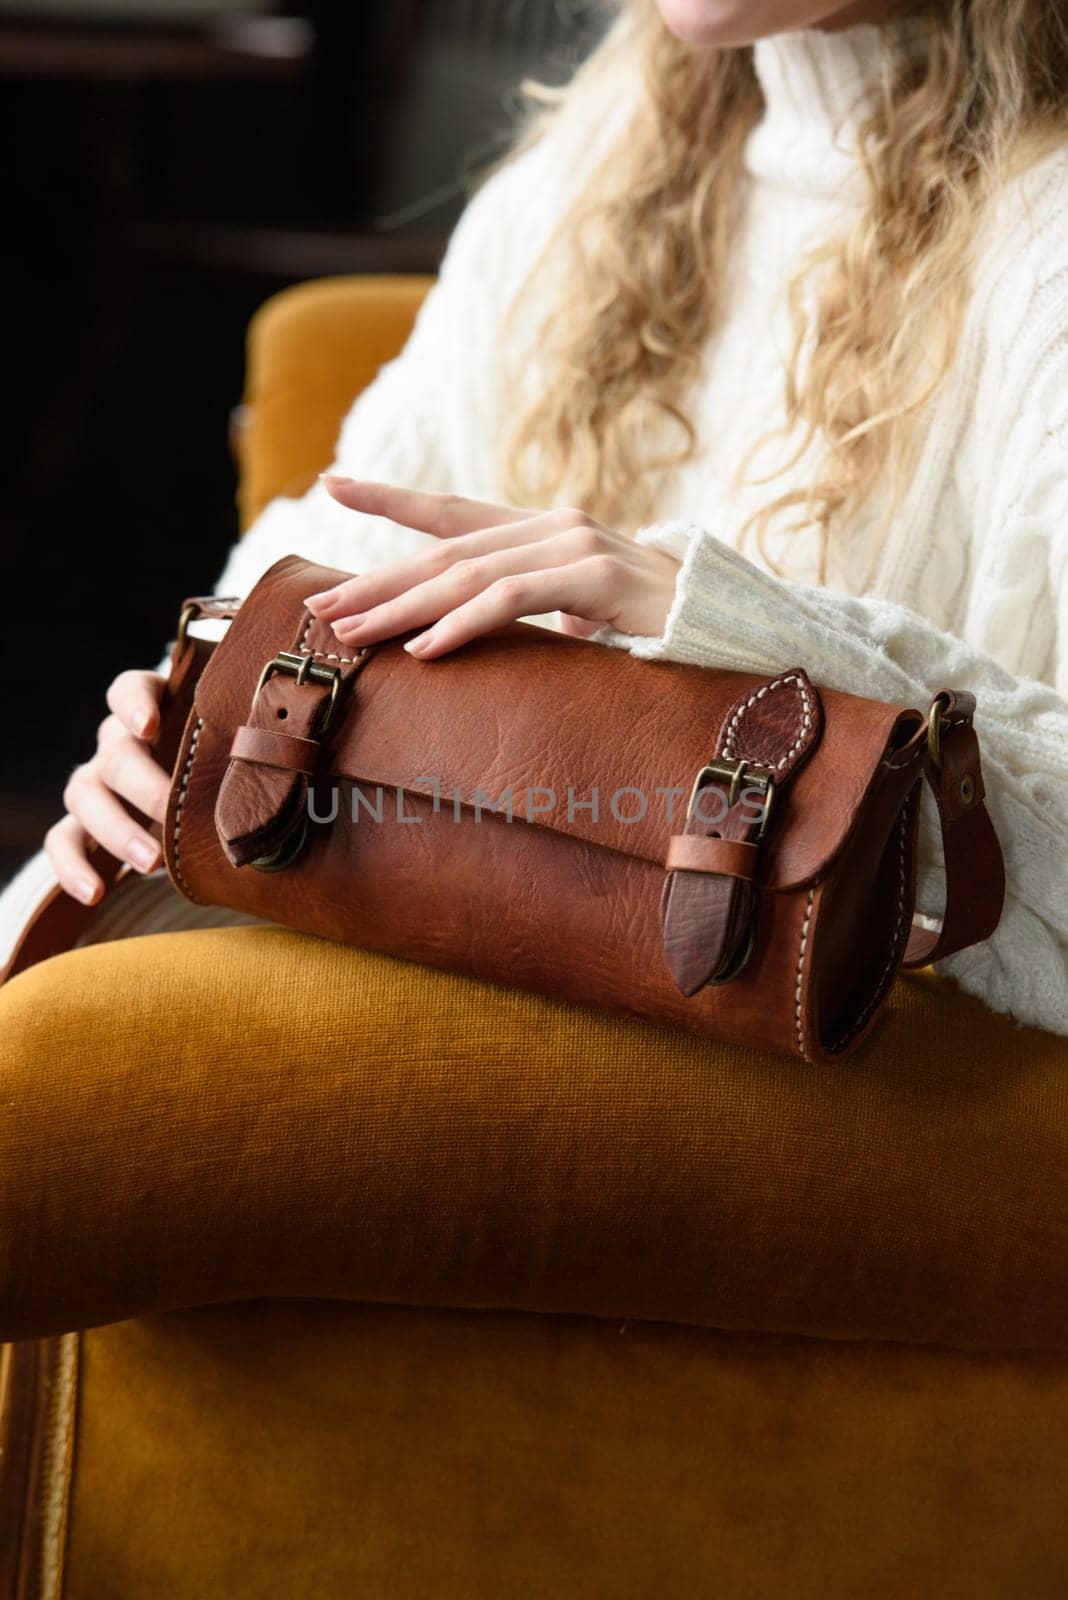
[136,712,155,739]
[76,878,99,905]
[404,632,434,656]
[320,474,353,491]
[127,839,158,872]
[333,614,365,636]
[303,588,339,611]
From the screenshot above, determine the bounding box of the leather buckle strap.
[241,653,343,872]
[661,669,823,995]
[254,651,343,737]
[686,757,777,841]
[229,725,322,777]
[665,834,762,879]
[214,614,372,872]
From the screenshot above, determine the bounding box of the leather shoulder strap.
[0,597,238,987]
[902,690,1006,967]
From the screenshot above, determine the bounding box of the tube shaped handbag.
[4,555,1006,1062]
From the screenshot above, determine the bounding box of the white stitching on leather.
[171,716,203,903]
[825,799,911,1055]
[297,612,367,666]
[722,671,814,769]
[794,888,815,1060]
[299,647,367,665]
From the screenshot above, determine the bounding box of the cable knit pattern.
[8,23,1059,1033]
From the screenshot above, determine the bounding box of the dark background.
[0,0,603,877]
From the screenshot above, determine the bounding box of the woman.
[7,0,1068,1034]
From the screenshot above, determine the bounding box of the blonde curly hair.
[499,0,1068,579]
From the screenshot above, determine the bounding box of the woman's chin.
[654,0,744,45]
[653,0,830,48]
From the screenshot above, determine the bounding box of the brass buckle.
[926,691,953,773]
[248,651,343,874]
[686,757,776,840]
[254,650,343,737]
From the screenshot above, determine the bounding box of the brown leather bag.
[4,554,1006,1062]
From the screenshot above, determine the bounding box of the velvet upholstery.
[65,1301,1068,1600]
[235,274,433,531]
[3,274,1066,1598]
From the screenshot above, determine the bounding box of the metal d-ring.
[926,691,953,773]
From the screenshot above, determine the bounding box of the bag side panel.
[802,764,923,1062]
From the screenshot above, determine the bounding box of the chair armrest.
[235,274,434,531]
[2,925,1066,1350]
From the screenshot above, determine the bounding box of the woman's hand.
[45,670,171,904]
[303,479,680,657]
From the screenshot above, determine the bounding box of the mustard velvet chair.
[3,276,1068,1600]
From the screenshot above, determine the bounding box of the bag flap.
[194,556,921,891]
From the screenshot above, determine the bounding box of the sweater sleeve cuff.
[591,515,876,684]
[626,521,713,661]
[632,518,705,565]
[592,522,789,670]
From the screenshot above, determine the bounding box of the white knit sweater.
[214,22,1068,1037]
